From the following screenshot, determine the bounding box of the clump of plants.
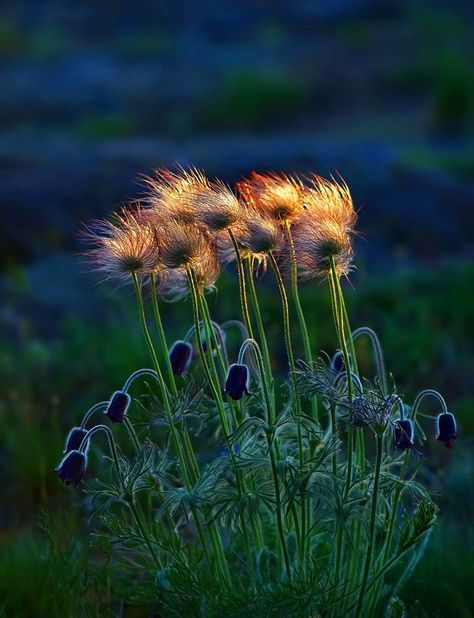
[56,168,456,616]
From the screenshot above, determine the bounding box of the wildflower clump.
[57,167,456,617]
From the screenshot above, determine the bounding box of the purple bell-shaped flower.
[394,418,414,450]
[55,450,87,487]
[169,340,193,376]
[63,427,88,453]
[105,391,131,423]
[436,412,457,449]
[224,364,249,400]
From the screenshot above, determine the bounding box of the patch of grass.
[76,114,136,139]
[201,68,310,129]
[398,147,474,180]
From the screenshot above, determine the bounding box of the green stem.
[268,252,306,563]
[354,433,384,618]
[150,272,178,398]
[286,222,318,422]
[132,274,197,496]
[132,273,170,411]
[229,229,254,339]
[124,417,141,453]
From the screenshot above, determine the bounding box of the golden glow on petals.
[84,168,357,289]
[84,208,159,280]
[304,175,357,232]
[155,221,217,274]
[237,171,304,223]
[291,214,353,279]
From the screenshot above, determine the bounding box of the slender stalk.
[268,253,303,459]
[352,327,387,395]
[132,274,199,502]
[286,222,318,422]
[244,258,273,384]
[150,272,178,398]
[268,252,306,563]
[132,273,170,411]
[80,401,108,429]
[246,338,292,583]
[354,432,384,618]
[228,229,254,339]
[124,417,141,453]
[80,424,162,569]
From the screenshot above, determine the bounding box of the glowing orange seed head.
[237,171,304,223]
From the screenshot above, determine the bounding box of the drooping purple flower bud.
[331,351,345,374]
[63,427,89,453]
[436,412,457,448]
[105,391,131,423]
[224,363,249,400]
[55,450,87,486]
[169,340,193,376]
[394,419,414,450]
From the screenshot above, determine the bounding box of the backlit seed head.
[105,391,131,423]
[191,180,243,232]
[55,450,87,487]
[291,215,353,279]
[155,222,215,272]
[237,171,304,223]
[221,212,283,271]
[63,427,89,454]
[142,167,208,225]
[84,208,159,281]
[436,412,457,448]
[304,175,357,232]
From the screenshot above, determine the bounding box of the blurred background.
[0,1,473,616]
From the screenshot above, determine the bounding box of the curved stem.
[132,273,195,490]
[352,327,387,395]
[79,424,162,569]
[244,259,273,381]
[122,369,158,394]
[80,401,108,429]
[411,389,448,418]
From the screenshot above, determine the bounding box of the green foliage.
[202,68,309,129]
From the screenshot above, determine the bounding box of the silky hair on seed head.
[83,207,159,281]
[237,171,304,223]
[304,175,357,231]
[291,215,353,279]
[190,179,244,232]
[142,167,210,225]
[155,221,218,274]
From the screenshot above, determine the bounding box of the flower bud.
[105,391,131,423]
[55,450,87,487]
[169,340,193,376]
[394,419,414,450]
[436,412,457,448]
[331,351,345,374]
[63,427,88,453]
[224,363,249,400]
